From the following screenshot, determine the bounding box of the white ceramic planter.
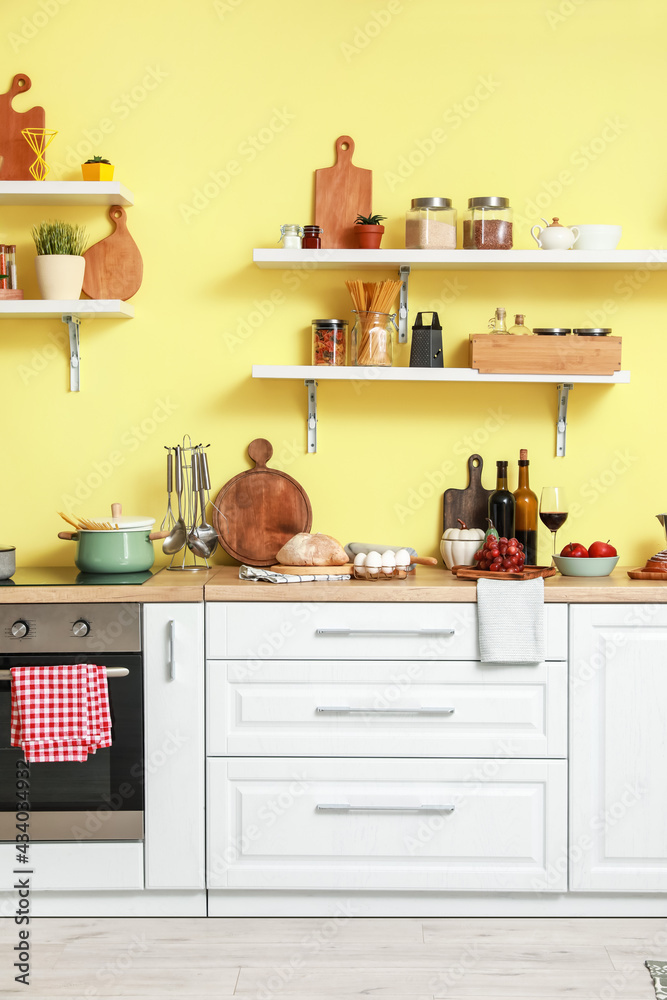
[34,254,85,300]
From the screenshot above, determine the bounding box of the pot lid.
[546,217,564,227]
[84,515,155,531]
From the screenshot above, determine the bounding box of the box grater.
[409,312,443,368]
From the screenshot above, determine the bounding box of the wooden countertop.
[1,566,665,604]
[203,565,667,602]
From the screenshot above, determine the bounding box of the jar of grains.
[405,197,457,249]
[463,196,513,249]
[312,319,347,366]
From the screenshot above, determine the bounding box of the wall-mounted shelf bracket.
[556,382,573,457]
[305,379,318,453]
[398,265,410,343]
[62,314,81,392]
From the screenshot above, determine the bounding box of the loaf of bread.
[275,532,348,566]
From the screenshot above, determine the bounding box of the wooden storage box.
[469,334,622,375]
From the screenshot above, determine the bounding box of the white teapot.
[531,217,579,250]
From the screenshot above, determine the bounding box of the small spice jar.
[405,197,457,249]
[279,224,302,249]
[302,225,323,249]
[463,197,513,249]
[312,319,347,366]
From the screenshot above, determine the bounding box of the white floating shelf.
[252,365,631,457]
[252,365,630,384]
[0,300,134,319]
[253,248,667,271]
[0,181,134,206]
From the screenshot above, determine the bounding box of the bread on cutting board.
[275,532,348,566]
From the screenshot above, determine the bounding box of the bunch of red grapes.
[474,536,526,573]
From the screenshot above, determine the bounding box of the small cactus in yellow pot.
[81,156,114,181]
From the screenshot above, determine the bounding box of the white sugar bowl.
[531,217,579,250]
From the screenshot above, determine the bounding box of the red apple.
[560,542,589,558]
[588,540,617,558]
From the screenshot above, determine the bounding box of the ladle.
[162,445,187,555]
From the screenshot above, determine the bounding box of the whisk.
[160,448,177,531]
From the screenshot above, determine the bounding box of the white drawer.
[206,603,567,661]
[207,757,567,892]
[207,659,567,758]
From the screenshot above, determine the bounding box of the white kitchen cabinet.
[143,603,205,889]
[570,604,667,891]
[207,658,567,759]
[207,756,567,892]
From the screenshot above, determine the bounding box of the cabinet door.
[143,603,204,889]
[207,757,567,892]
[570,604,667,891]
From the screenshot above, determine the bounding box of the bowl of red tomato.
[553,540,618,576]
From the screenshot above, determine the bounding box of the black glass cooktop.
[0,567,154,587]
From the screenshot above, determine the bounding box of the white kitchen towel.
[239,565,352,584]
[477,577,545,663]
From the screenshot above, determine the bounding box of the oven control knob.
[11,620,28,638]
[72,620,90,637]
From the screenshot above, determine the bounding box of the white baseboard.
[0,889,206,917]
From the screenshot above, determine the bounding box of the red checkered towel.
[10,664,112,763]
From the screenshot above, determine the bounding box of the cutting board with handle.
[211,438,313,566]
[82,205,143,300]
[0,73,45,180]
[443,454,494,532]
[314,135,372,249]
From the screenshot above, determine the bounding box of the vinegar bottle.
[488,460,515,539]
[514,448,538,564]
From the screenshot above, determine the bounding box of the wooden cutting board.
[452,565,557,581]
[627,568,667,580]
[270,563,353,575]
[443,454,494,532]
[0,73,45,180]
[211,439,313,566]
[82,205,143,300]
[314,135,372,249]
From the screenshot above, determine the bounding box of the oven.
[0,603,143,842]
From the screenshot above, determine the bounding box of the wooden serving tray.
[627,568,667,580]
[452,564,557,581]
[469,334,622,375]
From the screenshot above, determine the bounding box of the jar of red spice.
[463,197,513,249]
[312,319,347,366]
[302,225,323,249]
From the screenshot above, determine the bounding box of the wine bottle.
[514,448,538,564]
[488,460,515,539]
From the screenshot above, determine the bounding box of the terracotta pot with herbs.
[354,212,386,250]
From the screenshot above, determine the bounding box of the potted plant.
[81,155,114,181]
[31,221,88,300]
[354,212,386,250]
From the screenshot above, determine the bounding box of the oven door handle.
[0,667,129,680]
[168,619,176,681]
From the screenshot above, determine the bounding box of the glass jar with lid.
[279,224,303,249]
[463,197,513,249]
[302,225,323,249]
[405,198,457,249]
[312,319,347,366]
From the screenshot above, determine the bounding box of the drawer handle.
[316,804,456,814]
[315,628,455,637]
[315,706,455,716]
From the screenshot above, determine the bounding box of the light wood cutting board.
[82,205,143,300]
[0,73,45,180]
[314,135,372,249]
[270,563,353,575]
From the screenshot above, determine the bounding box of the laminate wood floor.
[0,917,663,999]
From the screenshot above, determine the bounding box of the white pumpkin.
[440,519,485,570]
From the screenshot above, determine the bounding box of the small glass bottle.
[302,225,322,249]
[7,245,16,290]
[279,225,302,250]
[312,319,347,366]
[488,306,508,334]
[508,313,531,335]
[463,196,513,249]
[0,245,6,290]
[405,197,457,249]
[488,460,515,539]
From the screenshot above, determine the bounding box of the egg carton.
[353,566,410,581]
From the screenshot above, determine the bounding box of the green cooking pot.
[58,528,169,574]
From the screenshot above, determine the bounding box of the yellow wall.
[2,0,664,568]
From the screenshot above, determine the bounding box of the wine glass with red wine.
[540,487,569,565]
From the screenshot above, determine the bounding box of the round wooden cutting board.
[211,439,312,566]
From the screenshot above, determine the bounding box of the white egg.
[353,552,367,567]
[365,551,382,567]
[395,548,411,567]
[381,551,396,574]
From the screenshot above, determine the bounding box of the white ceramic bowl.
[570,225,622,250]
[553,555,619,577]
